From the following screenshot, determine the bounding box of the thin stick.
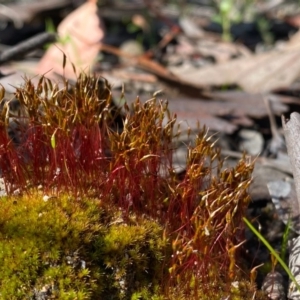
[0,32,57,65]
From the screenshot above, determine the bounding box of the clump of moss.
[0,192,103,299]
[0,191,168,299]
[94,218,168,299]
[0,73,267,299]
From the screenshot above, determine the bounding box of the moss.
[0,191,169,299]
[98,221,167,299]
[0,192,103,298]
[0,73,265,299]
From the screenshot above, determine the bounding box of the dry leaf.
[169,29,300,93]
[194,39,252,63]
[208,91,289,118]
[36,0,104,79]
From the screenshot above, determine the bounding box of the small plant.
[0,73,267,299]
[244,217,300,292]
[212,0,260,42]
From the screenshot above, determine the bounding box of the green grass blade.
[281,218,291,261]
[243,217,300,292]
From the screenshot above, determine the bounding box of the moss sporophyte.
[0,73,266,299]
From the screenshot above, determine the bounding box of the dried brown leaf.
[195,40,252,63]
[36,0,104,79]
[170,30,300,93]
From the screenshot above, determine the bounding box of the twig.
[0,32,57,65]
